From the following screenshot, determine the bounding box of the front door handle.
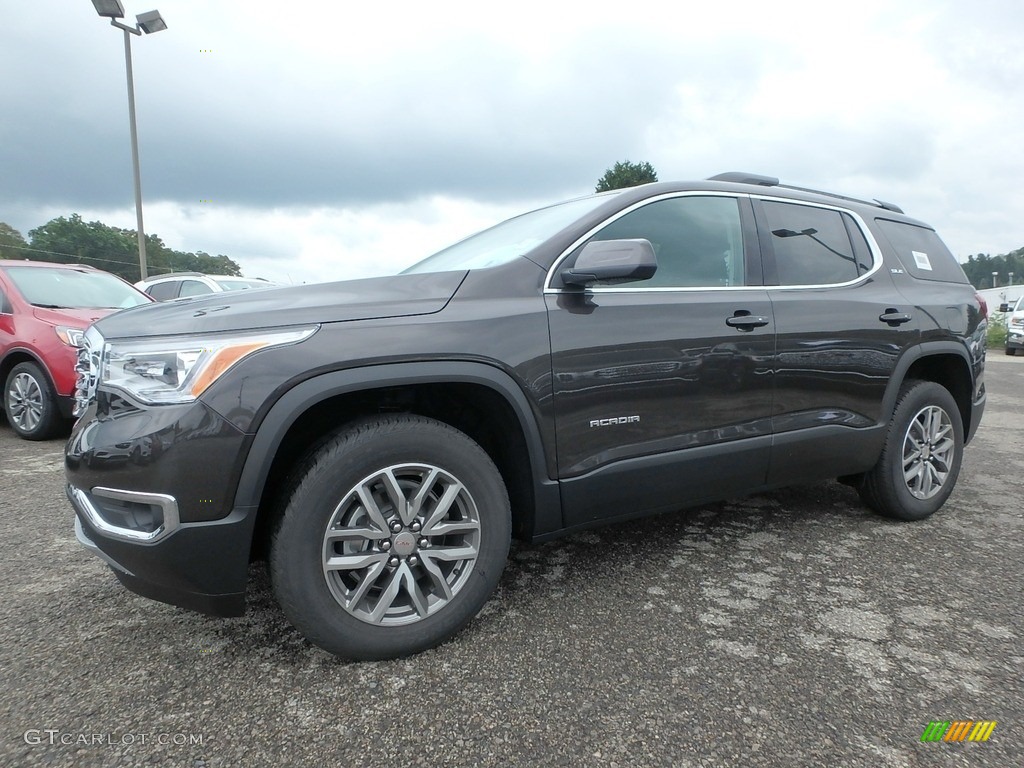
[879,308,912,326]
[726,312,770,331]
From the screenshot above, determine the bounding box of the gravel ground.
[1,356,1021,768]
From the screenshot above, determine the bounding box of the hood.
[32,306,117,327]
[93,270,469,339]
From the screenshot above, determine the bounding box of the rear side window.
[874,219,968,284]
[762,201,866,286]
[179,280,214,297]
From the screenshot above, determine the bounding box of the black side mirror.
[999,303,1010,313]
[560,239,658,287]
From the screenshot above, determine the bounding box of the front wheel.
[858,380,964,521]
[1007,347,1017,356]
[270,415,511,660]
[4,361,62,440]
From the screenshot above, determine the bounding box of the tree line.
[0,215,241,282]
[961,249,1024,290]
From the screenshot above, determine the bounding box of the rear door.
[755,198,919,484]
[545,193,776,528]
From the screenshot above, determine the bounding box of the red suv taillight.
[975,292,988,319]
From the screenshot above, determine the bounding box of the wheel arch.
[1,347,56,391]
[234,362,562,557]
[882,342,976,440]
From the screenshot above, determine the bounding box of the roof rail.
[708,172,779,186]
[710,172,905,214]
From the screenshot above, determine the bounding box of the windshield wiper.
[32,303,72,309]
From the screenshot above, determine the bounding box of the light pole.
[91,0,167,281]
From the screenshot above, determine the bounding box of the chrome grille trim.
[73,326,104,417]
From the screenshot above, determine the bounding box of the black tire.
[3,361,62,440]
[858,380,963,521]
[1007,347,1017,356]
[270,414,511,661]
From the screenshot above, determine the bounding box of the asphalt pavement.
[1,356,1021,768]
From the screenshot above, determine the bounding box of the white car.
[1001,294,1024,355]
[135,272,280,301]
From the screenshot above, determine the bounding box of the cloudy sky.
[2,0,1022,284]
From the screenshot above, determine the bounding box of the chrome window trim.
[69,485,180,544]
[543,191,885,294]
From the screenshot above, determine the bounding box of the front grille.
[73,327,103,417]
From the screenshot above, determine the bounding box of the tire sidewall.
[271,417,511,660]
[884,382,964,520]
[4,361,59,440]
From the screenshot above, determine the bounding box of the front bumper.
[65,396,257,617]
[1006,327,1024,350]
[70,485,258,616]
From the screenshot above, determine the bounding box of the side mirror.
[999,303,1010,313]
[560,239,658,287]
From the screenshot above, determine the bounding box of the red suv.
[0,261,152,440]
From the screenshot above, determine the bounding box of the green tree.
[0,222,29,259]
[25,214,242,281]
[595,160,659,192]
[962,248,1024,289]
[28,214,139,279]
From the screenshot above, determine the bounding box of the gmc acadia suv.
[65,174,987,660]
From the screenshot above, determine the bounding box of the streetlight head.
[91,0,125,18]
[136,10,167,34]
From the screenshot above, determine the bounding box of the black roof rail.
[873,199,905,214]
[708,172,780,186]
[710,172,906,214]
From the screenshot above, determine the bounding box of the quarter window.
[585,196,746,288]
[763,202,861,286]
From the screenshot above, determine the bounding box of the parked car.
[1,261,152,439]
[66,173,986,660]
[999,294,1024,354]
[135,272,280,301]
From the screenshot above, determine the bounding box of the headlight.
[1011,317,1024,327]
[100,327,317,405]
[55,325,86,347]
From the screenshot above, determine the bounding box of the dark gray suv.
[65,173,987,660]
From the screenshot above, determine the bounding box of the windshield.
[402,192,618,274]
[5,266,150,309]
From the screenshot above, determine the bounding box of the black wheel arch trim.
[231,361,563,537]
[881,340,979,440]
[1,347,58,391]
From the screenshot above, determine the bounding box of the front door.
[545,194,776,528]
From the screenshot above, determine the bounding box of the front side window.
[763,202,862,286]
[146,281,180,301]
[584,196,746,288]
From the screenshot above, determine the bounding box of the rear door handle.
[726,312,770,331]
[879,309,912,326]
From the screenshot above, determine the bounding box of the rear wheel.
[858,380,963,521]
[4,362,62,440]
[270,414,511,660]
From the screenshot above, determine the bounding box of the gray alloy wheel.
[858,379,963,521]
[4,362,61,440]
[270,414,510,661]
[901,404,956,500]
[322,463,482,626]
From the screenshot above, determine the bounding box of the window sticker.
[912,250,933,270]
